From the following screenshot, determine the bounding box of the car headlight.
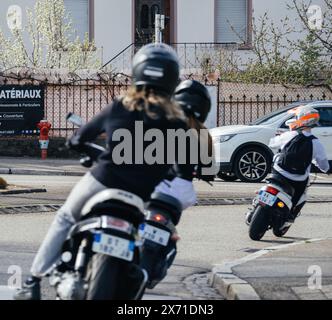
[214,134,236,143]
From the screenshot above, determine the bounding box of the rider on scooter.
[154,79,216,210]
[247,106,329,226]
[140,80,216,287]
[14,43,187,300]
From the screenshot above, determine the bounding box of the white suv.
[211,101,332,182]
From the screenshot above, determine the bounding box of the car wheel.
[217,172,238,182]
[234,147,271,183]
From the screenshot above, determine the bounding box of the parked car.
[211,100,332,182]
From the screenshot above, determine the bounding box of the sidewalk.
[212,239,332,300]
[0,157,87,176]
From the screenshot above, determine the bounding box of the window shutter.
[64,0,89,40]
[215,0,247,43]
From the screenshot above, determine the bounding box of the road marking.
[0,286,182,301]
[211,237,332,300]
[143,294,182,300]
[215,237,330,270]
[0,286,15,300]
[310,174,331,181]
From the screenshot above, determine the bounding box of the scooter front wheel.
[249,206,270,241]
[86,253,122,300]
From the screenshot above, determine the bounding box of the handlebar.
[76,142,106,168]
[65,112,107,168]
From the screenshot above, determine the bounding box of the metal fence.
[1,75,331,137]
[45,79,131,137]
[219,92,329,126]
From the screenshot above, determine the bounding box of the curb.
[0,286,15,300]
[0,204,60,214]
[0,188,47,195]
[1,196,332,214]
[0,168,84,176]
[195,196,332,206]
[196,198,252,206]
[210,237,330,300]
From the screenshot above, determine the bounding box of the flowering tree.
[0,0,100,72]
[291,0,332,54]
[218,4,331,86]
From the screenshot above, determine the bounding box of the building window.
[64,0,89,40]
[141,4,150,29]
[135,0,168,44]
[215,0,248,44]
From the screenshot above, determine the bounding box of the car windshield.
[249,102,308,126]
[250,110,289,126]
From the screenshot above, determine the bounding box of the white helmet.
[288,106,320,130]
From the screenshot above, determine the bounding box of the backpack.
[276,133,317,175]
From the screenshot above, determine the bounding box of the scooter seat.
[267,174,295,197]
[81,189,146,226]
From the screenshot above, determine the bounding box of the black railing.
[219,92,328,126]
[1,75,330,137]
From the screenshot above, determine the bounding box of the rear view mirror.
[66,112,85,127]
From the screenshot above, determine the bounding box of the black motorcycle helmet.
[173,80,211,123]
[132,43,180,96]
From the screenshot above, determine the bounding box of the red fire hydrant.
[37,120,51,160]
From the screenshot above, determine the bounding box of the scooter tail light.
[266,186,279,195]
[151,213,167,223]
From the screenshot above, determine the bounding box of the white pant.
[154,177,197,210]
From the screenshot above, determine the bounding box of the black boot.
[14,276,41,300]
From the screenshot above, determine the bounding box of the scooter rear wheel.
[248,206,270,241]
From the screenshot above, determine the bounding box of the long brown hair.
[122,86,186,121]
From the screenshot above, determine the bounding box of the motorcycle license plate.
[92,233,134,262]
[258,191,277,206]
[139,224,170,246]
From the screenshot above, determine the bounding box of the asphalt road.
[1,174,332,209]
[1,175,332,299]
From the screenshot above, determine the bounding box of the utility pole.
[155,14,165,43]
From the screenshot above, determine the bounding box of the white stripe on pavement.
[143,294,182,300]
[0,286,15,300]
